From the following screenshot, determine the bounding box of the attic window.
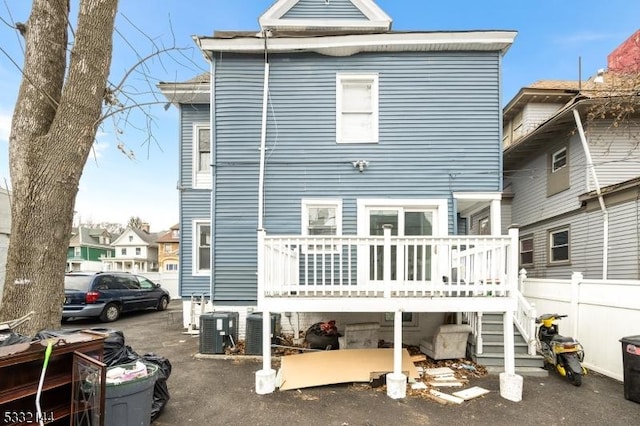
[552,148,567,172]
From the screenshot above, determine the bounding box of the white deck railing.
[259,228,519,299]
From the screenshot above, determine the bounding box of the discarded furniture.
[419,324,473,360]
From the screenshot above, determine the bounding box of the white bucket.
[499,372,523,402]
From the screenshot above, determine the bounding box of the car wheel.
[100,303,120,322]
[157,296,169,311]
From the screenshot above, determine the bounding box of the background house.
[66,226,117,272]
[101,223,162,272]
[503,30,640,280]
[157,223,180,272]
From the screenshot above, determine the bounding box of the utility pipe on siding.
[258,48,270,231]
[573,109,608,279]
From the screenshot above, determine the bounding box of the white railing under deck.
[258,228,520,312]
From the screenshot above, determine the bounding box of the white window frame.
[135,247,142,256]
[165,263,178,272]
[193,123,212,189]
[336,73,379,144]
[74,247,81,257]
[520,235,534,266]
[301,199,342,254]
[193,220,212,276]
[548,227,570,264]
[552,147,567,172]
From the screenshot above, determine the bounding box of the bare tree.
[127,216,144,229]
[0,0,119,333]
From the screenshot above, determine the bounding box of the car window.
[64,275,93,291]
[117,275,140,290]
[137,277,156,290]
[95,275,119,290]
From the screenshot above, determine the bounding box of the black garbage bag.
[0,330,31,346]
[93,328,140,366]
[142,352,172,421]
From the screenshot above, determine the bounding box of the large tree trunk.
[0,0,119,335]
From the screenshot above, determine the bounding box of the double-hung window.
[301,199,342,253]
[194,221,211,274]
[193,124,212,188]
[520,236,534,266]
[336,73,379,143]
[548,227,570,264]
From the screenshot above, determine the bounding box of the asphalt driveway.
[66,304,640,426]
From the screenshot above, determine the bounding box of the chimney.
[141,222,150,233]
[607,29,640,73]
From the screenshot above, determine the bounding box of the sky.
[0,0,639,232]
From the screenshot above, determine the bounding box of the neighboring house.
[160,0,521,396]
[503,31,640,280]
[0,188,10,302]
[157,224,180,272]
[101,223,161,273]
[66,227,117,272]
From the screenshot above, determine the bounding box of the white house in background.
[0,188,10,302]
[101,224,161,273]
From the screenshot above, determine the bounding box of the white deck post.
[383,225,392,298]
[503,310,515,375]
[386,309,407,399]
[256,230,276,394]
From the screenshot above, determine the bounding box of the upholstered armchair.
[419,324,473,360]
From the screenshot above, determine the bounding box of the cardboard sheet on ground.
[278,348,419,391]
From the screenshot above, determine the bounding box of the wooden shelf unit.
[0,332,105,426]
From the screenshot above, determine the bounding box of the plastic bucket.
[499,372,523,402]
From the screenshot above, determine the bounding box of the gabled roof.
[157,224,179,243]
[69,227,117,247]
[259,0,392,33]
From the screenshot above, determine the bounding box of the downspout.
[258,33,270,231]
[210,55,217,302]
[573,109,608,279]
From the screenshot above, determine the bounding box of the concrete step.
[479,330,528,344]
[470,340,531,355]
[473,352,544,368]
[485,366,549,377]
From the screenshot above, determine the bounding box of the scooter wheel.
[567,370,582,386]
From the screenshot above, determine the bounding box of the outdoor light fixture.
[352,160,369,172]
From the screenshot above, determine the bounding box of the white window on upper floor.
[336,73,379,144]
[121,248,127,256]
[128,235,133,242]
[301,199,342,253]
[74,247,81,257]
[552,147,567,172]
[193,124,212,189]
[193,220,211,275]
[135,247,141,256]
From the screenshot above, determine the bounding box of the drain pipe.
[255,31,276,395]
[573,108,608,279]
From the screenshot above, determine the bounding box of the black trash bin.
[620,335,640,403]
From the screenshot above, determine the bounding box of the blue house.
[160,0,525,397]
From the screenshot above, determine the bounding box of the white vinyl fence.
[520,270,640,381]
[144,271,179,300]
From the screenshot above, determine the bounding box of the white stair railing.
[514,269,537,356]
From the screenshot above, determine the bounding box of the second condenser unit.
[245,312,281,355]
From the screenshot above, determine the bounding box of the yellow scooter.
[536,314,587,386]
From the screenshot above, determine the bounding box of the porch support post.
[255,230,276,394]
[490,198,501,236]
[383,225,392,298]
[386,310,407,399]
[503,310,515,375]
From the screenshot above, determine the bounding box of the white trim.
[259,0,392,31]
[336,73,379,143]
[548,226,570,264]
[192,123,212,189]
[452,192,502,201]
[356,199,449,236]
[551,147,567,173]
[195,32,517,57]
[192,219,212,276]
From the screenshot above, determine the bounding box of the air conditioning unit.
[199,311,239,354]
[245,312,281,355]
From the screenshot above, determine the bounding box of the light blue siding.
[179,105,211,297]
[283,0,367,19]
[206,50,503,302]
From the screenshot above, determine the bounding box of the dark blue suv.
[63,272,170,322]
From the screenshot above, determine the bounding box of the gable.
[283,0,366,20]
[112,229,148,246]
[259,0,391,32]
